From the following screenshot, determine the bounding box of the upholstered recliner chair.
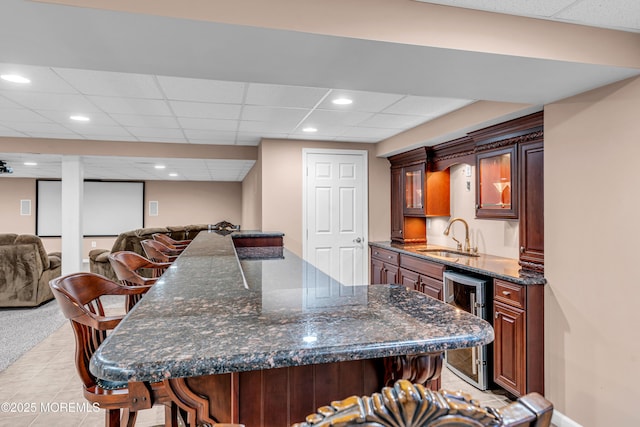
[0,233,62,307]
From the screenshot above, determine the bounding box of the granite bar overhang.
[91,231,493,383]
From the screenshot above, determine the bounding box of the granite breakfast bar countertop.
[91,231,494,383]
[370,241,546,285]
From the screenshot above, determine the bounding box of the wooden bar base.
[157,353,443,427]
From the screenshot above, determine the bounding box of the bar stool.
[141,239,180,263]
[293,379,552,427]
[49,272,178,427]
[152,233,191,250]
[108,251,172,311]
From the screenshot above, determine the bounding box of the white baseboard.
[552,409,583,427]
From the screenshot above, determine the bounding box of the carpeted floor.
[0,299,67,372]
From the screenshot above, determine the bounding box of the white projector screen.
[37,180,144,236]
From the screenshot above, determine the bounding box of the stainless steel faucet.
[443,217,472,252]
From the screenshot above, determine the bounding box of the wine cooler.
[443,271,489,390]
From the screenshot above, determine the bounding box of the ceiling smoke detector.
[0,160,14,174]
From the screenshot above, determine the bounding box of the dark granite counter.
[370,241,546,285]
[91,232,494,383]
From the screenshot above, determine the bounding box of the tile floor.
[0,320,516,427]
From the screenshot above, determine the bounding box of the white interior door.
[303,149,368,286]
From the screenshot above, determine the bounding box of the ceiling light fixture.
[332,97,353,105]
[24,162,37,166]
[169,173,178,177]
[0,74,30,84]
[302,127,318,133]
[70,115,90,122]
[155,165,166,169]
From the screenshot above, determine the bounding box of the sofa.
[0,234,62,307]
[89,224,211,281]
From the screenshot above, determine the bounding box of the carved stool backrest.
[141,239,178,263]
[292,380,552,427]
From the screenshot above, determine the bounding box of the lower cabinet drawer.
[371,247,399,264]
[400,254,445,279]
[494,279,525,309]
[421,276,443,301]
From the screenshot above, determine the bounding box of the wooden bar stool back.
[293,379,553,427]
[140,239,179,263]
[49,272,173,427]
[108,251,172,311]
[152,233,191,250]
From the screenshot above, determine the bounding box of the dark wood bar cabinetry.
[371,248,445,302]
[398,254,445,301]
[374,111,546,398]
[370,247,399,285]
[493,279,544,396]
[518,139,544,273]
[476,145,518,219]
[389,147,450,244]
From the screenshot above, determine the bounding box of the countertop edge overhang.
[369,241,546,285]
[90,232,494,383]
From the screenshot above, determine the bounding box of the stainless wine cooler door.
[443,271,488,390]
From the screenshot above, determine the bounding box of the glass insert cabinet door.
[476,146,518,219]
[403,164,425,216]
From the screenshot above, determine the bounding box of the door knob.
[353,237,362,243]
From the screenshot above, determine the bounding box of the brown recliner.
[0,233,62,307]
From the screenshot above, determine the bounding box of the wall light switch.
[466,181,471,192]
[464,164,472,177]
[91,241,97,248]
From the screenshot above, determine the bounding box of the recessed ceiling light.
[1,74,30,84]
[24,162,37,166]
[70,115,90,122]
[302,127,318,133]
[169,173,178,177]
[332,97,353,105]
[155,165,166,169]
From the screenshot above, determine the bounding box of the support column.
[61,156,83,275]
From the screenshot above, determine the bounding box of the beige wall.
[544,76,640,426]
[0,178,242,258]
[144,181,242,227]
[241,148,262,231]
[0,178,36,235]
[260,139,389,257]
[428,164,519,259]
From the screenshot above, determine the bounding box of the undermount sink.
[418,248,480,258]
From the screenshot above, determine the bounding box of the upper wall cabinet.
[389,147,450,244]
[403,163,426,216]
[476,145,518,219]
